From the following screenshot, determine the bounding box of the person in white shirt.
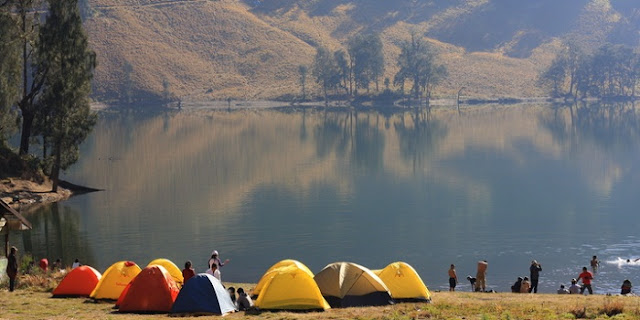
[569,278,581,294]
[71,259,81,269]
[557,284,570,294]
[206,263,221,282]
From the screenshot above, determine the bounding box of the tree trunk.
[19,111,34,155]
[51,138,62,192]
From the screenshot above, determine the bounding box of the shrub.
[569,306,587,319]
[599,299,624,317]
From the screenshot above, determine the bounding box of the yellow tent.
[373,262,431,302]
[314,262,392,308]
[255,264,329,311]
[252,259,314,298]
[147,258,184,287]
[90,261,142,300]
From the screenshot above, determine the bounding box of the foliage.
[599,299,624,317]
[394,31,447,103]
[539,41,640,99]
[312,47,340,104]
[298,65,307,100]
[0,4,21,144]
[37,0,97,191]
[348,33,385,94]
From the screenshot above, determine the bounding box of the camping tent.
[118,265,180,313]
[251,259,314,299]
[254,264,329,311]
[171,274,236,316]
[90,261,141,300]
[52,266,102,297]
[372,262,431,302]
[147,258,184,287]
[314,262,393,308]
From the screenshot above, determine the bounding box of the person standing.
[590,255,599,273]
[529,260,542,293]
[448,264,458,292]
[182,260,196,284]
[206,263,222,282]
[577,267,594,294]
[476,260,488,292]
[6,246,18,292]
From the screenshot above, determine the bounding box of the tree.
[312,47,340,105]
[395,32,446,103]
[333,50,349,94]
[12,0,46,156]
[0,5,21,144]
[298,65,307,100]
[348,33,384,94]
[38,0,97,191]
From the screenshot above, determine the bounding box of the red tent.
[52,266,102,297]
[118,265,180,313]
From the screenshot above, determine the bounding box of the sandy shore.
[0,177,72,210]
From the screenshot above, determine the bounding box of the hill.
[83,0,640,102]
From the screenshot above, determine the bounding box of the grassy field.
[2,279,640,320]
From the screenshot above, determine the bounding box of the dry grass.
[86,0,560,102]
[2,280,640,320]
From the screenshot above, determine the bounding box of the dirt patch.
[0,177,72,208]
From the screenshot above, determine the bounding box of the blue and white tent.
[171,274,236,316]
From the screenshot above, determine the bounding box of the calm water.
[11,102,640,294]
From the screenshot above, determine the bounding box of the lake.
[11,102,640,294]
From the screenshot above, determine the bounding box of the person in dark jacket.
[511,277,523,293]
[529,260,542,293]
[6,246,18,292]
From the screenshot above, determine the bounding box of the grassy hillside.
[84,0,639,102]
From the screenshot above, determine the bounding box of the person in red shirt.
[182,260,196,285]
[577,267,594,294]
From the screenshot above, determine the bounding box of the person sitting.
[557,284,570,294]
[621,279,632,295]
[511,277,523,293]
[569,278,581,294]
[520,277,531,293]
[228,287,237,305]
[72,259,81,269]
[236,288,254,311]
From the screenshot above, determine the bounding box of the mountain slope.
[85,0,639,102]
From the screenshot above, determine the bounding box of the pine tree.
[38,0,96,191]
[0,5,21,144]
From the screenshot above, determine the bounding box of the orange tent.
[118,265,180,313]
[52,266,102,297]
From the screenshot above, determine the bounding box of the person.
[182,260,196,284]
[466,275,477,292]
[72,259,81,269]
[577,267,594,294]
[6,246,18,292]
[569,278,581,294]
[520,276,531,293]
[51,258,62,271]
[476,260,488,292]
[590,255,599,273]
[39,258,49,272]
[228,286,237,305]
[448,264,458,292]
[206,262,221,282]
[236,287,254,311]
[511,277,523,293]
[557,284,570,294]
[621,279,632,295]
[529,260,542,293]
[208,250,230,269]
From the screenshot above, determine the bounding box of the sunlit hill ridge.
[84,0,640,102]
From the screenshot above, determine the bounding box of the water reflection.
[8,103,640,293]
[12,203,96,267]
